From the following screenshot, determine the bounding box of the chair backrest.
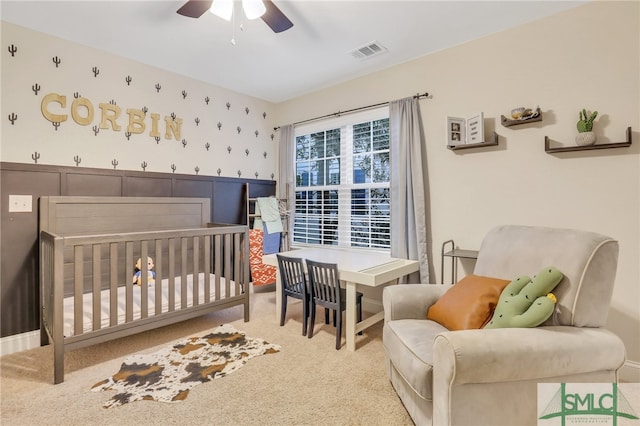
[306,259,341,308]
[276,254,307,297]
[473,225,619,328]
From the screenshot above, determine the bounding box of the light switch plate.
[9,195,33,212]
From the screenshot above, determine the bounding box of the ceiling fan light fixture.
[177,0,291,33]
[210,0,233,21]
[242,0,266,20]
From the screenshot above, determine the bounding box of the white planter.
[575,131,597,146]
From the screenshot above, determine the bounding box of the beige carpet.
[0,285,413,425]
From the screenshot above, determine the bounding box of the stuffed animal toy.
[133,256,155,286]
[484,266,563,329]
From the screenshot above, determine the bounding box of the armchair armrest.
[383,284,452,322]
[433,326,626,385]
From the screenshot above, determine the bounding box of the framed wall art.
[466,112,484,144]
[446,113,485,147]
[447,116,466,147]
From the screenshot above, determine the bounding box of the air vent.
[350,41,387,59]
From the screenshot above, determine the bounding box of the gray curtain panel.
[389,97,429,283]
[278,124,295,248]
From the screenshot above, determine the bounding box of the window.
[293,108,390,250]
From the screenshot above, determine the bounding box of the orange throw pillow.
[427,274,510,331]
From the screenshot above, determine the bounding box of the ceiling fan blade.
[176,0,213,18]
[261,0,293,33]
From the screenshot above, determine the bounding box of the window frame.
[292,106,391,252]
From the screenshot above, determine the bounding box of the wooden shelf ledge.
[501,107,543,127]
[447,132,498,151]
[545,127,632,153]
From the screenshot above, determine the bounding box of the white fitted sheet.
[63,273,231,336]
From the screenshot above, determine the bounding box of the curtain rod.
[273,91,429,131]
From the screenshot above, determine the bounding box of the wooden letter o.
[71,97,94,126]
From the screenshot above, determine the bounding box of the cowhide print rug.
[92,324,281,408]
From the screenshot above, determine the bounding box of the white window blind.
[293,107,390,250]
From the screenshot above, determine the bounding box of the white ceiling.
[1,0,586,103]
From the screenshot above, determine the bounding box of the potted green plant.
[575,108,598,146]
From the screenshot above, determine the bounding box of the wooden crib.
[39,196,250,384]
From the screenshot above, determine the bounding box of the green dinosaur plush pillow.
[427,274,511,331]
[484,266,563,329]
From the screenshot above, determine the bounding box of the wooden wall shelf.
[501,107,542,127]
[447,131,498,151]
[545,127,632,153]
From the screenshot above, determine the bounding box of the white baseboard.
[0,330,41,357]
[620,360,640,382]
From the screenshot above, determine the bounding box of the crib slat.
[214,234,221,300]
[109,243,118,327]
[155,239,162,316]
[125,241,134,322]
[224,233,231,297]
[74,246,83,335]
[92,244,101,331]
[181,238,188,309]
[140,241,148,319]
[193,236,199,307]
[204,235,210,303]
[168,238,175,312]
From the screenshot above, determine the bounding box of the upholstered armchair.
[383,225,626,426]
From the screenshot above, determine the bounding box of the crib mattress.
[63,273,230,336]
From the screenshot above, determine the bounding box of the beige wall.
[1,22,279,179]
[276,1,640,365]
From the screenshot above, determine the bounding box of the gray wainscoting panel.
[212,180,246,224]
[125,175,173,197]
[173,178,214,199]
[66,172,124,196]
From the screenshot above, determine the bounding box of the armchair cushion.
[433,326,625,384]
[384,318,448,401]
[427,275,510,330]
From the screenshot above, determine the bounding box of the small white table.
[263,247,420,351]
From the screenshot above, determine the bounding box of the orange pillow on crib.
[426,274,510,331]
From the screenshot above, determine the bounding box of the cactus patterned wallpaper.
[1,22,278,179]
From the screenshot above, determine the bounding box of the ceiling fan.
[177,0,294,33]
